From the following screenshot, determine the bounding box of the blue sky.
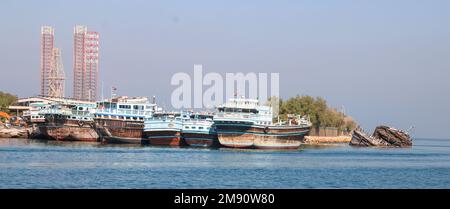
[0,0,449,138]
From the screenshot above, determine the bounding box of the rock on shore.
[350,125,412,147]
[0,126,29,138]
[304,136,351,144]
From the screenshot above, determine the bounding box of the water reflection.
[301,143,346,150]
[1,138,450,188]
[1,138,345,151]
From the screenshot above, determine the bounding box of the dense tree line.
[269,96,357,132]
[0,91,17,114]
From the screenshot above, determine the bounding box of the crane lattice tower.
[47,48,65,98]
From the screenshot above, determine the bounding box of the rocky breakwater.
[304,135,351,144]
[0,126,29,138]
[350,125,412,147]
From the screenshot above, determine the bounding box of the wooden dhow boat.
[214,97,312,149]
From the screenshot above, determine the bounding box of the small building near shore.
[8,96,96,116]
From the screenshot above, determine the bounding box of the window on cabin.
[119,105,131,109]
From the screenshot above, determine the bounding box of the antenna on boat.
[111,86,117,99]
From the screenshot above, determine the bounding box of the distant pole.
[101,81,104,101]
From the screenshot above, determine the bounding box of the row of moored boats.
[25,96,312,149]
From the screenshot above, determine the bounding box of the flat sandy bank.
[304,135,351,144]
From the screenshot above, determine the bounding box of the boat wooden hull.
[350,126,412,147]
[217,133,254,148]
[144,130,182,146]
[182,132,218,147]
[216,123,309,149]
[253,135,301,149]
[38,120,99,142]
[95,118,145,144]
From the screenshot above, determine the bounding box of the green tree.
[275,95,357,131]
[0,91,17,114]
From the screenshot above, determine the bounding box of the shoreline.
[304,135,351,144]
[0,126,29,138]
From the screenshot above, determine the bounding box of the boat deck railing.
[40,108,72,115]
[215,113,255,119]
[183,118,214,124]
[71,110,93,117]
[39,108,94,117]
[96,108,152,116]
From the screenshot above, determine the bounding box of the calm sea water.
[0,138,449,188]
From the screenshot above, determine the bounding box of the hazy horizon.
[0,0,449,139]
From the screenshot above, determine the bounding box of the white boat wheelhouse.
[95,96,159,122]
